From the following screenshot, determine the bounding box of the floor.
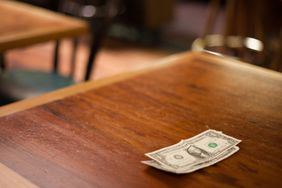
[6,38,171,82]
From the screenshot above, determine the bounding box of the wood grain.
[0,52,281,187]
[0,0,88,51]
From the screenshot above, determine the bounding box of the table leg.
[53,41,60,73]
[0,53,6,71]
[70,38,78,79]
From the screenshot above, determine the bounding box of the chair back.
[192,0,281,71]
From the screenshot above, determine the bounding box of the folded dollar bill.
[142,129,241,174]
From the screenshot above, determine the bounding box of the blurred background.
[0,0,281,105]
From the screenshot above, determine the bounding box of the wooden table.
[0,52,281,187]
[0,0,88,52]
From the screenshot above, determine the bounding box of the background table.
[0,0,89,104]
[0,52,281,187]
[0,0,88,52]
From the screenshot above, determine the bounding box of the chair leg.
[84,22,109,81]
[0,53,6,71]
[53,40,60,73]
[70,38,78,79]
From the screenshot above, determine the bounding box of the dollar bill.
[142,146,239,174]
[144,129,241,173]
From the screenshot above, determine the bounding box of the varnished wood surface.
[0,0,88,51]
[0,52,281,187]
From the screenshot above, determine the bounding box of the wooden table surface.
[0,52,281,188]
[0,0,88,51]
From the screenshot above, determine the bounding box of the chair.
[191,0,281,71]
[57,0,123,80]
[0,0,121,105]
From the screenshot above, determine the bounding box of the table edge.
[0,52,195,117]
[0,0,89,51]
[0,163,39,188]
[0,52,281,117]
